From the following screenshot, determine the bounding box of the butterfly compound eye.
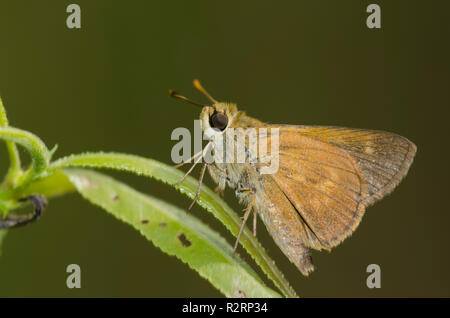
[210,113,228,131]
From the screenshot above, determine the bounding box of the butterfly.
[170,80,416,276]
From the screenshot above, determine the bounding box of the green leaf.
[64,168,280,298]
[50,152,297,297]
[13,170,76,199]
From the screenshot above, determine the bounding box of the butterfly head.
[169,80,240,140]
[199,102,239,139]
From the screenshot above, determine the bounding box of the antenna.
[193,79,218,104]
[168,89,204,108]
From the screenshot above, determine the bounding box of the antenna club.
[192,79,218,103]
[193,79,201,89]
[167,88,204,108]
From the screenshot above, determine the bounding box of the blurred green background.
[0,0,449,297]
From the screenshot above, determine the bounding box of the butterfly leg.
[233,187,256,254]
[188,162,207,211]
[173,149,203,169]
[174,142,212,187]
[174,159,201,188]
[0,195,47,229]
[174,147,210,188]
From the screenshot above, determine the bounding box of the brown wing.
[263,125,416,250]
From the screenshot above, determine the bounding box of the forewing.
[263,125,416,249]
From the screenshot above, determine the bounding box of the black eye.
[210,112,228,131]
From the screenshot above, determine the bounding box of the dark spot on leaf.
[178,233,191,247]
[111,194,119,201]
[140,219,149,225]
[159,222,167,228]
[234,289,246,298]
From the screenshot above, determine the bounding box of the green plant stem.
[0,97,22,188]
[0,126,50,188]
